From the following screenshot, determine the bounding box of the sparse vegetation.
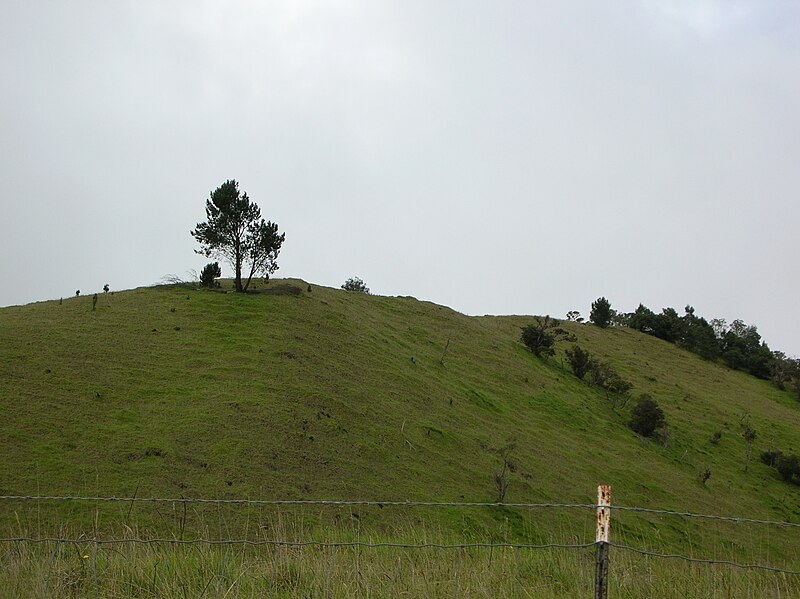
[588,359,632,400]
[493,440,516,502]
[698,467,712,486]
[741,419,757,473]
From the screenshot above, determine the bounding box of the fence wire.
[1,494,798,578]
[2,495,798,528]
[608,543,800,576]
[0,537,594,551]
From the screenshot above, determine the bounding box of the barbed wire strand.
[610,505,800,528]
[0,496,592,510]
[1,496,798,529]
[608,542,800,576]
[0,537,594,551]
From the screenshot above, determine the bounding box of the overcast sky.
[1,1,799,356]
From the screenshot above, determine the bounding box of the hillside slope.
[1,280,799,553]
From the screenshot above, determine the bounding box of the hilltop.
[1,279,799,554]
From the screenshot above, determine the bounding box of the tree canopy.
[590,297,613,328]
[191,180,285,293]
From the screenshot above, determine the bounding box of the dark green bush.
[775,454,800,484]
[629,394,666,438]
[342,277,369,293]
[590,297,613,328]
[521,316,569,358]
[565,345,591,379]
[200,261,222,289]
[760,450,783,467]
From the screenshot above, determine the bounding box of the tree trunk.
[234,260,243,292]
[242,261,257,292]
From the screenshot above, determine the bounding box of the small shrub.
[698,467,711,485]
[760,450,783,467]
[565,345,592,379]
[566,310,583,322]
[588,360,632,399]
[710,431,722,445]
[629,394,666,438]
[521,316,569,358]
[342,277,369,293]
[588,360,614,387]
[775,454,800,484]
[493,440,516,502]
[200,261,222,289]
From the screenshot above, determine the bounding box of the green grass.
[2,278,800,594]
[2,523,798,598]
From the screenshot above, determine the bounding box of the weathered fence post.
[594,484,611,599]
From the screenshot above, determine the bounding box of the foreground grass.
[3,508,799,598]
[3,533,797,598]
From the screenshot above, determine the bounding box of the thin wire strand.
[610,505,800,528]
[2,495,798,528]
[0,496,593,510]
[0,537,594,551]
[609,542,800,576]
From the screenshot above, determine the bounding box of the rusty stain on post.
[596,484,611,543]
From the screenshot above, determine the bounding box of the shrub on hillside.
[775,455,800,484]
[342,277,369,293]
[588,360,632,397]
[521,316,571,358]
[629,394,666,438]
[565,345,592,380]
[200,261,222,288]
[760,450,783,467]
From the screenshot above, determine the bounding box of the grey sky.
[2,1,799,356]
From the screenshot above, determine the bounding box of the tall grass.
[2,513,798,598]
[3,534,797,598]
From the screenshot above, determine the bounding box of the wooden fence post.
[594,484,611,599]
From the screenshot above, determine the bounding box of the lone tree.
[191,180,285,293]
[590,297,614,328]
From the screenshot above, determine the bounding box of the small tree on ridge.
[191,180,285,293]
[590,297,613,328]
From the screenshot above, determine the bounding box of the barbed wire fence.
[1,487,799,598]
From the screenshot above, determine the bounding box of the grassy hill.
[1,279,799,560]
